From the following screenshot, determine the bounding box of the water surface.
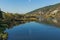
[6,22,60,40]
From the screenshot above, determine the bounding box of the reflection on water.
[5,22,60,40]
[0,20,30,40]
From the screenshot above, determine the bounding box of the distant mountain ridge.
[27,3,60,26]
[27,3,60,14]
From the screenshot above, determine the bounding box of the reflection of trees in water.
[0,18,36,40]
[0,15,60,40]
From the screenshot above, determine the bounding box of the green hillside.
[27,3,60,14]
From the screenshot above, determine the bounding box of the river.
[5,22,60,40]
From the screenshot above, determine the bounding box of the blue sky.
[0,0,60,14]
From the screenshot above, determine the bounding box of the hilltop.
[27,3,60,14]
[27,3,60,26]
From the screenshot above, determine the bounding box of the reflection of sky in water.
[6,22,60,40]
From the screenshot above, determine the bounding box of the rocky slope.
[27,3,60,27]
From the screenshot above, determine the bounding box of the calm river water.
[5,22,60,40]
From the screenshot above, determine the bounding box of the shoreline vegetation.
[0,3,60,40]
[0,9,39,40]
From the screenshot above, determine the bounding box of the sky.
[0,0,60,14]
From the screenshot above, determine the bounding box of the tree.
[0,8,3,19]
